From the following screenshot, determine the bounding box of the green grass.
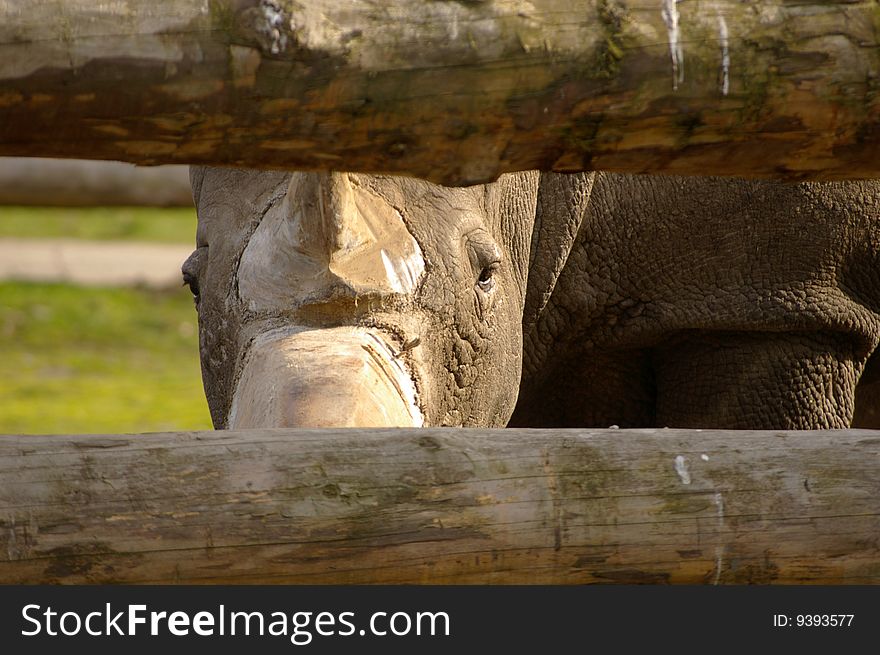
[0,281,212,434]
[0,206,197,243]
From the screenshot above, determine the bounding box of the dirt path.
[0,238,193,288]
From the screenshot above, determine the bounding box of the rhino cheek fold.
[227,326,423,429]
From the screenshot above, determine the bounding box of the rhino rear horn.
[288,171,371,259]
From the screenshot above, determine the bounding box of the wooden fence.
[1,428,877,584]
[1,0,878,184]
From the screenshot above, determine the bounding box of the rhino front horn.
[227,326,423,428]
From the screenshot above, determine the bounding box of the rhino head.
[185,168,589,429]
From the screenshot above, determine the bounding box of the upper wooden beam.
[1,427,878,584]
[1,0,878,185]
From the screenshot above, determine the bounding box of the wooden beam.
[0,1,878,184]
[1,428,877,584]
[0,158,193,206]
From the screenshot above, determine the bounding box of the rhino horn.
[286,171,370,259]
[238,172,425,312]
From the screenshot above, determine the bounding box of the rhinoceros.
[185,169,880,430]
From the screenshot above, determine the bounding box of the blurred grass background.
[0,206,213,434]
[0,206,197,242]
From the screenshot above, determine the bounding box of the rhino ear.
[189,165,208,208]
[523,172,595,330]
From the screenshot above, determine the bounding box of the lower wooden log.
[0,428,877,584]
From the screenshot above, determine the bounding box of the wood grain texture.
[1,428,878,584]
[0,0,878,184]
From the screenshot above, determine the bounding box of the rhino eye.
[465,228,501,293]
[181,247,207,307]
[182,269,200,303]
[477,263,499,293]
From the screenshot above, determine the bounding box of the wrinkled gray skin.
[512,173,880,430]
[186,169,880,430]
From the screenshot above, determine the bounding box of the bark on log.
[1,428,878,584]
[0,1,878,185]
